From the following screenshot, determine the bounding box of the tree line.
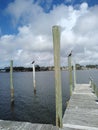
[0,64,98,72]
[3,65,49,72]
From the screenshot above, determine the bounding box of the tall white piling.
[73,62,76,89]
[10,60,14,104]
[52,25,62,128]
[68,54,73,96]
[32,62,36,94]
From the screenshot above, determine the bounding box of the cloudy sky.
[0,0,98,67]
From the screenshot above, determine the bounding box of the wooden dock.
[61,84,98,130]
[0,120,59,130]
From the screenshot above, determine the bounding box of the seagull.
[68,50,72,57]
[31,61,35,64]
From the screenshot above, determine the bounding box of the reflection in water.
[11,101,14,112]
[10,100,16,122]
[34,89,36,95]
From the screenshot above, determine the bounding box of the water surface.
[0,69,97,125]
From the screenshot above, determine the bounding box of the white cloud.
[80,2,88,10]
[0,1,98,67]
[6,0,43,26]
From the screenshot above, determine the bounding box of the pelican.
[68,50,72,57]
[32,61,35,64]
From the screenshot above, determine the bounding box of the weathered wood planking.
[60,84,98,130]
[0,120,59,130]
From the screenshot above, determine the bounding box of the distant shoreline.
[0,65,98,73]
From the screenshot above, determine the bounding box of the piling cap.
[52,25,60,28]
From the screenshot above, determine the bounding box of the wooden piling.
[91,80,95,93]
[68,55,73,96]
[91,79,93,88]
[10,60,14,104]
[95,85,98,98]
[32,63,36,94]
[73,62,76,89]
[52,25,62,128]
[90,78,98,99]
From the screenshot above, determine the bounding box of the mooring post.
[89,77,92,87]
[32,61,36,94]
[95,87,98,99]
[92,79,94,92]
[10,60,14,104]
[68,53,73,96]
[91,79,95,93]
[73,62,76,89]
[93,83,96,93]
[91,78,93,88]
[52,25,62,128]
[90,78,98,99]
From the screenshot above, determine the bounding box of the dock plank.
[61,84,98,130]
[0,120,59,130]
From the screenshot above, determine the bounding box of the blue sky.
[0,0,98,35]
[0,0,98,67]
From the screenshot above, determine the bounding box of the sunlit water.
[0,69,97,125]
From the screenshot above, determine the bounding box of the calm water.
[0,69,98,125]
